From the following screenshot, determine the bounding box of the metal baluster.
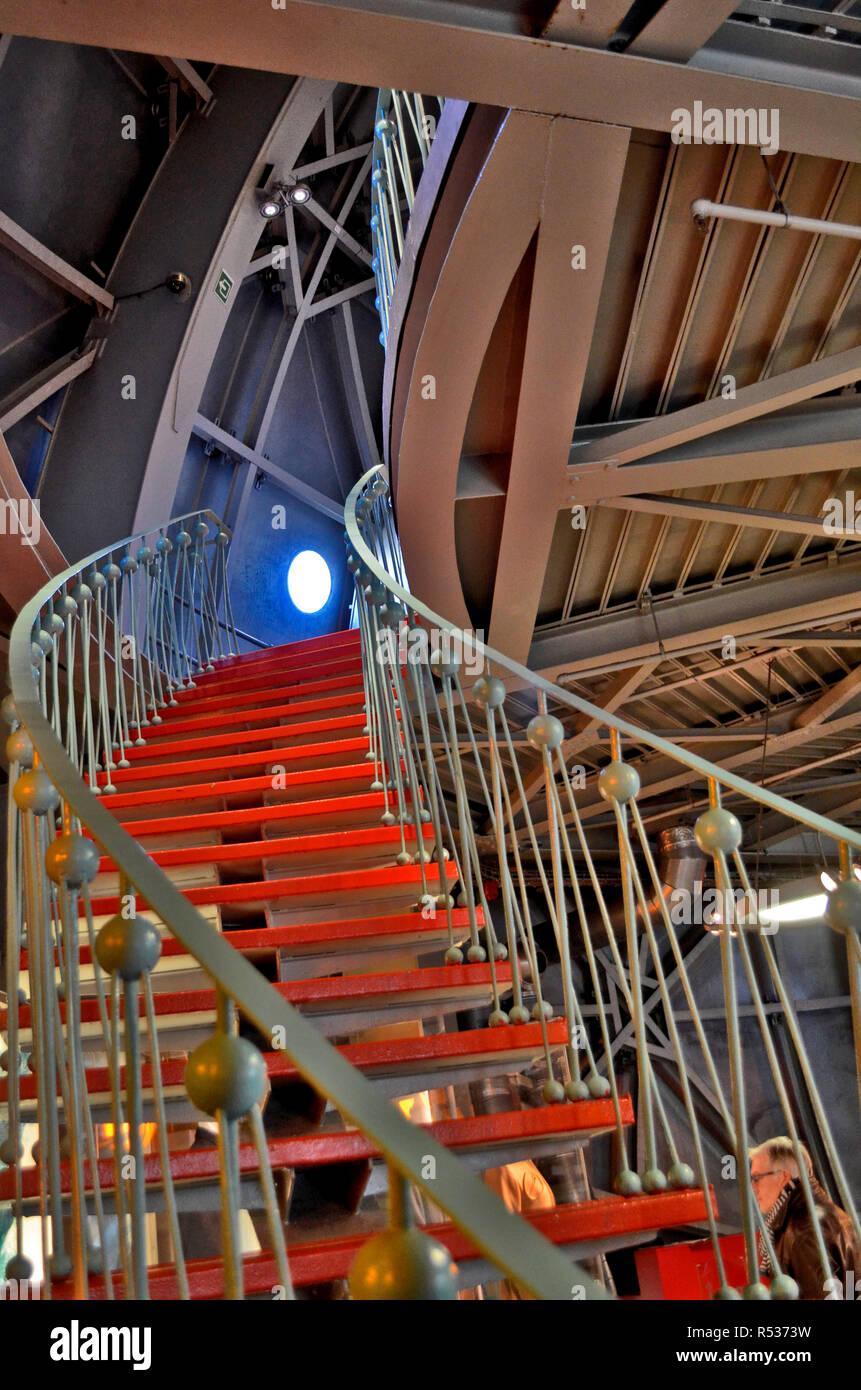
[700,782,765,1297]
[734,851,861,1249]
[141,972,190,1299]
[81,879,133,1294]
[105,561,132,768]
[89,570,116,791]
[1,709,32,1285]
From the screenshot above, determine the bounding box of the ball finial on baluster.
[694,806,742,855]
[95,913,161,980]
[45,832,100,888]
[13,766,60,815]
[597,760,641,805]
[184,1034,266,1120]
[349,1227,457,1300]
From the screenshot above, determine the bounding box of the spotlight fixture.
[257,181,313,219]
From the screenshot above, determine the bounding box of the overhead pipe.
[692,198,861,242]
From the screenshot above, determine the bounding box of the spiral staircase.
[1,79,860,1303]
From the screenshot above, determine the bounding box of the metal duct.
[604,824,707,942]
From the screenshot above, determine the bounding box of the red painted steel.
[112,791,389,840]
[0,1100,634,1202]
[84,859,457,918]
[100,760,376,810]
[157,674,365,719]
[1,1022,569,1104]
[91,822,431,874]
[9,963,513,1033]
[44,1188,714,1298]
[123,713,368,760]
[634,1234,748,1300]
[24,906,479,970]
[92,734,370,787]
[173,654,363,701]
[140,690,365,740]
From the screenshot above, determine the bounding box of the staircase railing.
[370,88,445,345]
[2,507,608,1300]
[347,464,861,1302]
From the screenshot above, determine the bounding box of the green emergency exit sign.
[214,269,233,304]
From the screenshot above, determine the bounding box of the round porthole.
[287,549,332,614]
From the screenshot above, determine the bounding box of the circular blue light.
[287,549,332,614]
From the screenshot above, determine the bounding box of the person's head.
[749,1137,813,1214]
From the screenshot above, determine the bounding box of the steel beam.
[594,493,843,539]
[626,1,739,61]
[301,193,373,271]
[539,707,861,834]
[568,348,861,470]
[251,151,372,453]
[567,400,861,504]
[395,109,543,634]
[735,2,861,38]
[291,142,372,181]
[0,209,114,310]
[488,119,630,665]
[0,345,96,432]
[539,0,630,46]
[335,300,382,473]
[692,18,861,102]
[793,665,861,729]
[191,413,344,521]
[305,277,376,318]
[529,556,861,681]
[157,57,214,106]
[2,0,860,160]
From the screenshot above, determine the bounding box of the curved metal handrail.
[347,466,861,851]
[7,506,606,1300]
[346,463,861,1299]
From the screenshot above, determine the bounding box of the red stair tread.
[173,654,362,700]
[9,963,513,1032]
[197,631,359,678]
[85,860,457,917]
[157,674,365,720]
[1,1022,569,1104]
[0,1101,634,1203]
[140,691,365,740]
[93,734,370,787]
[25,906,479,970]
[101,761,376,810]
[211,630,359,673]
[112,791,389,840]
[122,714,367,761]
[44,1188,714,1298]
[92,822,431,874]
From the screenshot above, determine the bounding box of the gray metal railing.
[2,506,608,1300]
[347,465,861,1301]
[371,89,445,344]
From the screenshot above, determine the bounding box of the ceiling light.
[287,550,332,614]
[758,893,827,927]
[820,870,838,893]
[259,195,282,219]
[288,183,311,205]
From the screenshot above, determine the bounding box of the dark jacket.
[772,1181,861,1300]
